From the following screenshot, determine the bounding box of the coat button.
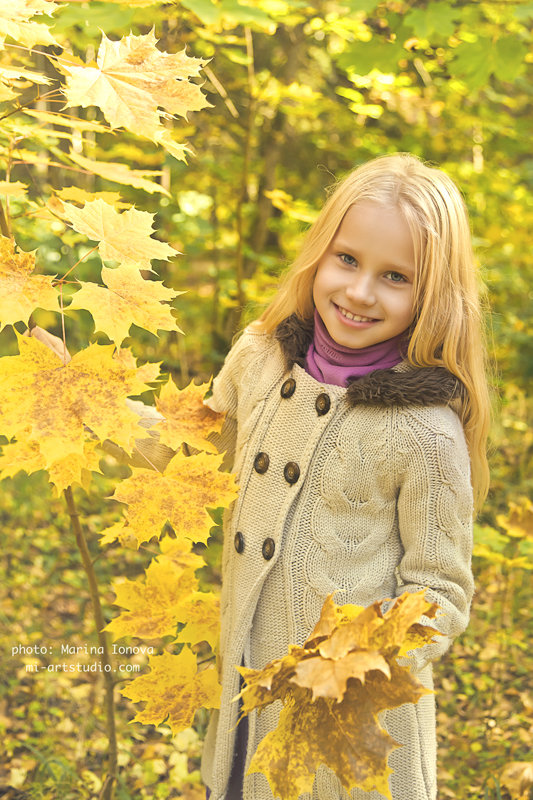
[262,537,275,560]
[284,461,300,484]
[315,393,331,416]
[254,452,269,474]
[280,378,296,398]
[234,531,244,553]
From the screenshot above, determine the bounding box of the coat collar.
[274,314,464,408]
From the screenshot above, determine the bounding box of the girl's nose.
[345,273,376,306]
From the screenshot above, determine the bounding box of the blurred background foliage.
[0,0,531,798]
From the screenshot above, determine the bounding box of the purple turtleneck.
[305,309,407,387]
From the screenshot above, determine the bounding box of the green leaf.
[493,36,527,82]
[450,38,494,90]
[404,3,459,39]
[335,38,406,75]
[512,1,533,21]
[180,0,222,26]
[342,0,381,13]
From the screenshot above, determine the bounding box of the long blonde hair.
[251,153,491,510]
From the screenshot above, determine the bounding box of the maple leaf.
[60,30,209,154]
[69,265,182,344]
[120,647,221,733]
[66,150,169,196]
[105,558,199,640]
[0,237,59,330]
[249,689,398,800]
[237,591,439,800]
[0,334,160,471]
[154,379,224,454]
[60,199,178,270]
[0,431,101,496]
[174,590,220,652]
[0,181,29,198]
[101,450,239,548]
[0,0,58,49]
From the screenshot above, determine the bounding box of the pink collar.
[305,309,407,387]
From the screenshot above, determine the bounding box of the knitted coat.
[200,315,475,800]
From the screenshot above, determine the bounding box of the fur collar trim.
[274,314,464,407]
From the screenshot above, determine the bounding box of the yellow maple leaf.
[174,591,220,652]
[0,430,101,496]
[0,237,59,330]
[121,647,221,733]
[69,265,182,344]
[105,559,199,640]
[103,450,239,547]
[0,0,58,49]
[0,181,29,198]
[67,150,169,196]
[60,199,178,270]
[238,591,438,800]
[248,689,398,800]
[154,379,224,453]
[61,30,209,153]
[0,334,160,469]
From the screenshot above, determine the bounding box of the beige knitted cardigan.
[132,315,475,800]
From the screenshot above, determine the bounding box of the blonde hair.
[251,153,491,510]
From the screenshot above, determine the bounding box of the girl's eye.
[385,271,407,283]
[339,253,357,266]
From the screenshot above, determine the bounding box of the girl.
[200,153,490,800]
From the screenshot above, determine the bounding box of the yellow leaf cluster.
[105,538,219,651]
[121,647,221,734]
[237,591,440,800]
[100,449,238,548]
[0,237,59,330]
[0,335,160,493]
[60,30,209,159]
[0,0,58,49]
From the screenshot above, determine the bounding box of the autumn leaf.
[120,647,221,733]
[60,30,209,156]
[0,431,102,496]
[237,591,438,800]
[101,450,239,547]
[248,689,398,800]
[0,334,160,470]
[0,181,28,198]
[154,379,224,453]
[105,558,199,640]
[174,590,220,652]
[69,265,182,344]
[0,236,59,330]
[66,150,170,196]
[60,198,178,270]
[0,0,58,49]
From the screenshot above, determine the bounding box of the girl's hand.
[23,325,71,364]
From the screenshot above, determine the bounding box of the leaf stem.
[0,198,10,238]
[63,486,118,800]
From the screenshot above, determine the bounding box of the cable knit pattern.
[200,324,474,800]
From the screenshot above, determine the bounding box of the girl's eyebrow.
[332,239,415,277]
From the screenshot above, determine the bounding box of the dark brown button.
[315,393,331,416]
[284,461,300,484]
[254,452,269,474]
[234,531,244,553]
[280,378,296,398]
[262,537,275,560]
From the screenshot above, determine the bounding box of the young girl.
[200,153,490,800]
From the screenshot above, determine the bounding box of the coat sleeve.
[203,329,260,470]
[391,407,475,672]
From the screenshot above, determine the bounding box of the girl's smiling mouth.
[334,303,379,324]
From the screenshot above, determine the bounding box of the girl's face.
[312,201,416,350]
